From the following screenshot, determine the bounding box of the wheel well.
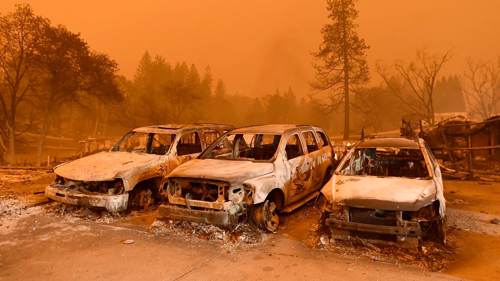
[133,178,161,193]
[266,189,285,210]
[325,165,333,176]
[433,200,442,216]
[322,165,333,185]
[433,200,440,209]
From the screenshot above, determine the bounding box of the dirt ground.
[1,169,499,281]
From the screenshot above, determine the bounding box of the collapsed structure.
[402,115,500,178]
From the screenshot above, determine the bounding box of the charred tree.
[378,50,451,126]
[0,4,47,164]
[312,0,369,140]
[463,58,500,120]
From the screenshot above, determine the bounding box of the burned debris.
[403,115,500,179]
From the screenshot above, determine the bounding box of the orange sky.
[2,0,499,96]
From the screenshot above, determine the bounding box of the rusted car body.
[159,124,334,231]
[320,137,446,245]
[45,124,232,212]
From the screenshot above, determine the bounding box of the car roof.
[356,137,421,149]
[231,124,316,135]
[132,123,233,134]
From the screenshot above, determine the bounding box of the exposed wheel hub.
[252,200,280,232]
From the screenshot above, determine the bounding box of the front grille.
[169,178,229,203]
[57,178,122,195]
[348,207,399,241]
[349,207,397,226]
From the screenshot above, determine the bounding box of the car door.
[301,130,325,191]
[283,133,314,204]
[314,129,334,185]
[152,133,176,175]
[173,131,203,168]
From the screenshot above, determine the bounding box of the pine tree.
[214,79,226,99]
[313,0,369,140]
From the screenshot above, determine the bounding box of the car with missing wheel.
[319,137,446,246]
[158,124,335,232]
[45,124,232,212]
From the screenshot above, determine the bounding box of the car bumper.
[325,217,422,237]
[45,184,129,212]
[158,204,238,226]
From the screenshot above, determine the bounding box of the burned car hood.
[168,159,273,184]
[54,151,161,182]
[323,175,436,211]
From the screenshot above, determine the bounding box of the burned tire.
[129,188,154,210]
[251,200,280,232]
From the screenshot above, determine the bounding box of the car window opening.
[285,134,304,160]
[317,131,330,147]
[201,133,281,161]
[113,132,175,155]
[339,147,429,178]
[303,131,319,153]
[177,132,202,156]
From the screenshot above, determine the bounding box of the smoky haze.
[2,0,499,96]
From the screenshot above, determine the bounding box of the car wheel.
[251,200,280,232]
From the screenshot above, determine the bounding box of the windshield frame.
[334,145,432,180]
[111,131,176,156]
[199,131,283,163]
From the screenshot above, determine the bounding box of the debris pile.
[44,203,117,224]
[150,219,262,246]
[410,115,500,180]
[316,233,455,271]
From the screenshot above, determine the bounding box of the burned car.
[159,124,334,232]
[45,124,232,212]
[320,137,446,245]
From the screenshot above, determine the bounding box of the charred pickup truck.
[159,124,334,232]
[320,137,446,246]
[45,124,232,212]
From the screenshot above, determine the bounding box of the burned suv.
[46,124,231,212]
[320,137,446,245]
[159,124,334,232]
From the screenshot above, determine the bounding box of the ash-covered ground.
[1,168,499,281]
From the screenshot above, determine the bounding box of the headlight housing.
[54,175,65,185]
[228,186,243,203]
[107,179,124,195]
[327,203,346,221]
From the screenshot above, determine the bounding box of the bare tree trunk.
[36,112,49,167]
[429,96,435,125]
[6,120,16,164]
[342,3,350,141]
[0,134,6,164]
[102,109,109,137]
[93,100,101,137]
[343,67,350,140]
